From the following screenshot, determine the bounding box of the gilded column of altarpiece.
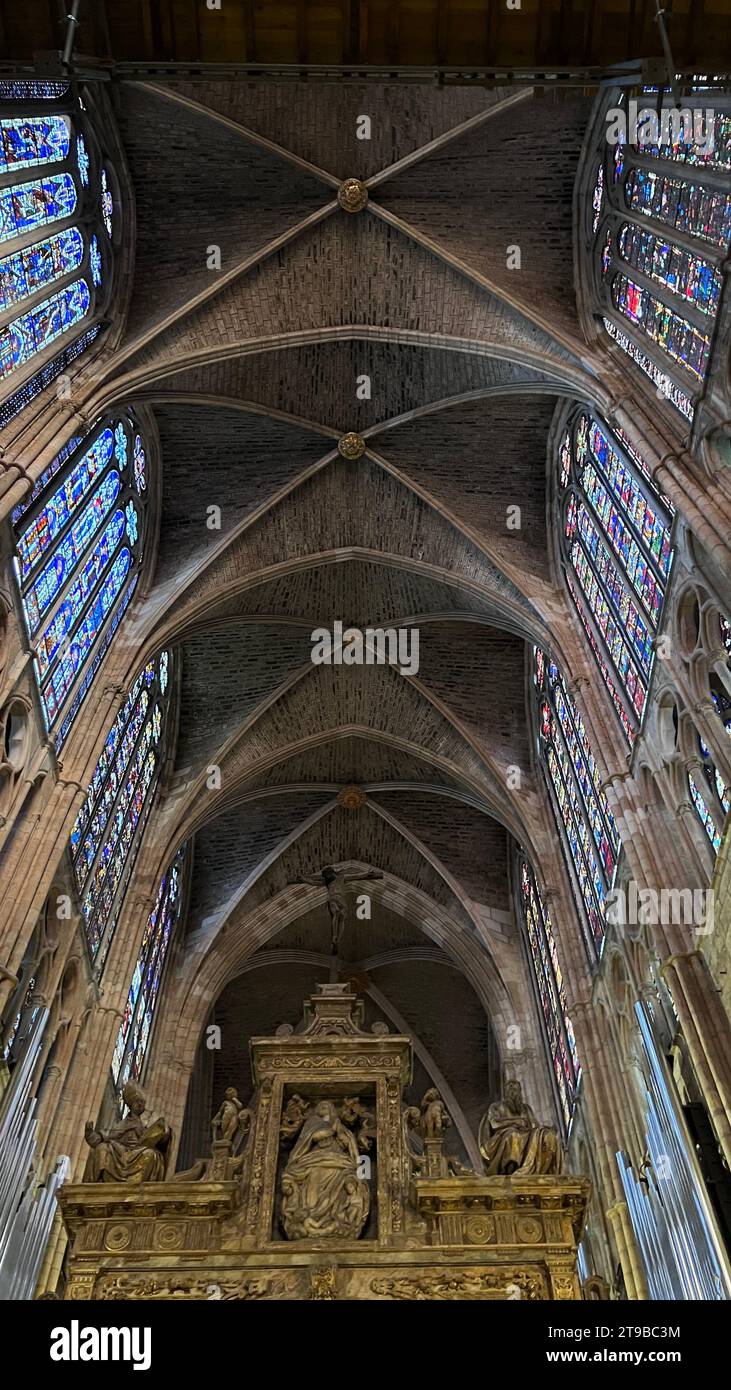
[58,986,589,1301]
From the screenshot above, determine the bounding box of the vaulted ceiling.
[93,78,607,1108]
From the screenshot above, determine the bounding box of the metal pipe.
[61,1,83,71]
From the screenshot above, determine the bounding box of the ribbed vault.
[78,77,612,1134]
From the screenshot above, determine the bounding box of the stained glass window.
[594,98,728,417]
[603,319,695,419]
[688,771,722,853]
[533,648,620,957]
[111,847,186,1093]
[698,735,730,825]
[636,111,731,173]
[2,975,37,1062]
[558,407,674,742]
[519,861,581,1131]
[13,413,149,748]
[592,163,604,233]
[70,653,172,974]
[0,85,113,412]
[616,224,722,317]
[626,167,731,248]
[0,325,100,431]
[710,679,731,740]
[611,275,710,381]
[0,82,69,101]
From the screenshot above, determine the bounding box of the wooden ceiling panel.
[2,0,727,67]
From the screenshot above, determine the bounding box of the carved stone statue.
[478,1079,561,1176]
[84,1082,172,1183]
[280,1093,310,1139]
[339,1095,376,1151]
[211,1088,251,1146]
[279,1099,369,1239]
[403,1104,425,1179]
[419,1088,451,1140]
[289,864,383,953]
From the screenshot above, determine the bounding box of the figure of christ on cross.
[289,864,383,973]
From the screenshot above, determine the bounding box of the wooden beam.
[140,0,155,60]
[386,0,400,64]
[296,0,308,64]
[160,0,174,58]
[485,0,501,67]
[243,0,256,62]
[92,0,113,61]
[343,0,358,63]
[436,0,449,67]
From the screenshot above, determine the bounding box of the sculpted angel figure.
[211,1088,251,1146]
[289,864,383,953]
[419,1088,452,1140]
[84,1082,171,1183]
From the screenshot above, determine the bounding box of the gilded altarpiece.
[58,987,589,1301]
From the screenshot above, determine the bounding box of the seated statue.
[84,1082,172,1183]
[280,1099,369,1240]
[478,1079,561,1176]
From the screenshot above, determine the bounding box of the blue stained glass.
[12,432,83,525]
[587,422,672,573]
[76,134,89,185]
[70,683,148,855]
[0,225,84,311]
[83,748,157,949]
[89,234,101,287]
[114,422,127,464]
[575,500,657,654]
[125,500,138,545]
[55,573,137,750]
[33,510,127,679]
[15,412,150,745]
[15,427,114,577]
[22,469,122,631]
[637,111,731,173]
[101,169,113,237]
[0,81,69,100]
[626,166,731,248]
[611,274,710,381]
[567,574,636,744]
[689,772,721,853]
[0,173,77,244]
[0,277,90,381]
[41,549,132,723]
[616,222,722,317]
[520,861,580,1130]
[133,436,146,493]
[68,649,169,969]
[111,849,185,1087]
[0,116,70,172]
[0,326,99,431]
[536,648,617,956]
[560,408,674,738]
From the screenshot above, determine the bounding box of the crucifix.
[290,864,383,981]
